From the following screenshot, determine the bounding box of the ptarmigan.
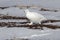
[24,9,47,25]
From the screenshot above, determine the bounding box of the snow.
[0,19,27,23]
[0,0,60,9]
[44,22,60,26]
[0,7,60,20]
[0,27,60,40]
[0,7,60,40]
[0,0,60,40]
[1,7,25,17]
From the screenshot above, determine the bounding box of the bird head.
[24,9,29,13]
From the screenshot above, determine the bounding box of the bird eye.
[24,11,25,13]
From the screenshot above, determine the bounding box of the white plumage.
[24,9,47,25]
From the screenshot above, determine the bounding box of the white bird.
[24,9,47,25]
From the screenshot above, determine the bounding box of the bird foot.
[26,22,33,25]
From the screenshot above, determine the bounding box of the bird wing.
[31,12,46,20]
